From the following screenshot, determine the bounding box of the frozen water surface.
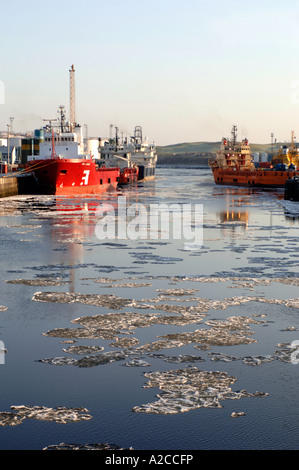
[0,168,299,450]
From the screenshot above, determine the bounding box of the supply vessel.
[209,126,299,187]
[26,66,120,195]
[99,125,157,182]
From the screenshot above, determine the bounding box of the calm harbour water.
[0,167,299,450]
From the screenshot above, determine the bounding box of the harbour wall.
[0,176,18,198]
[0,174,40,198]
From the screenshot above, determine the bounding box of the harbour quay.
[0,173,38,198]
[0,175,18,198]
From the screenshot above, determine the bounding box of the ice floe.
[231,412,246,418]
[0,406,92,426]
[6,278,69,286]
[38,350,128,367]
[123,359,151,367]
[62,345,104,355]
[43,442,134,450]
[132,367,268,414]
[33,291,132,309]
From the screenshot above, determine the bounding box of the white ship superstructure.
[28,106,88,161]
[99,125,157,180]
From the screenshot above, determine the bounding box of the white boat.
[99,125,157,181]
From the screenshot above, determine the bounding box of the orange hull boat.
[210,166,299,188]
[210,126,299,188]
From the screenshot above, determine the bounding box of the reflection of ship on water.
[218,210,249,226]
[217,210,249,237]
[49,197,107,293]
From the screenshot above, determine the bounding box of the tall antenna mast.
[69,64,76,131]
[231,125,237,145]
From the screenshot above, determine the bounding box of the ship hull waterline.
[26,158,120,195]
[211,168,299,188]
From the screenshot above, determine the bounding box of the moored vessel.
[99,125,157,182]
[26,122,119,196]
[209,126,299,188]
[26,66,120,195]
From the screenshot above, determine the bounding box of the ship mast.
[69,64,76,132]
[58,105,66,132]
[231,125,237,146]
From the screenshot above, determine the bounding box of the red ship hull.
[27,158,120,195]
[118,167,139,185]
[211,167,299,188]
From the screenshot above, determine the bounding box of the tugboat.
[99,125,157,183]
[26,66,120,195]
[209,126,299,187]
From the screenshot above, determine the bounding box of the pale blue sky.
[1,0,299,145]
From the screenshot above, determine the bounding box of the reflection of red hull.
[211,168,299,188]
[27,158,120,195]
[119,167,139,185]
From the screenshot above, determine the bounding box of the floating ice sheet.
[43,442,134,450]
[132,367,268,414]
[62,345,104,355]
[33,291,132,309]
[0,406,92,426]
[6,278,69,286]
[38,350,128,368]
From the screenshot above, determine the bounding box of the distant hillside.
[156,141,282,167]
[157,141,221,155]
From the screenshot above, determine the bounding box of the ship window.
[60,170,67,174]
[100,179,103,184]
[108,178,111,183]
